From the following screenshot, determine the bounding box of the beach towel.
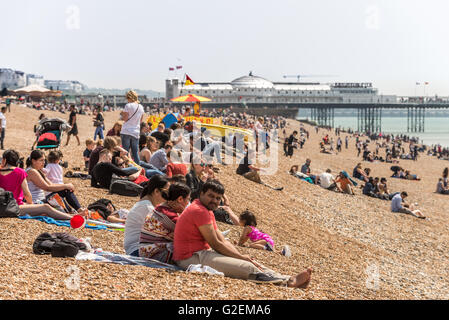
[75,250,181,271]
[18,215,107,231]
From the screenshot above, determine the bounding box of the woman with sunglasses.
[124,174,170,257]
[185,156,209,201]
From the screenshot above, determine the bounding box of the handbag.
[0,187,20,218]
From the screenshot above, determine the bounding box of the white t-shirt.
[124,200,155,255]
[44,163,64,185]
[319,172,334,189]
[0,112,6,129]
[121,103,144,139]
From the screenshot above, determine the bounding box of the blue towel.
[342,170,358,187]
[18,215,108,231]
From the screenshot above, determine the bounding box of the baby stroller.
[35,118,72,150]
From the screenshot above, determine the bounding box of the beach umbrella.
[12,84,51,96]
[171,94,211,116]
[170,94,212,103]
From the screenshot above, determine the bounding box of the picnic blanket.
[76,250,181,271]
[18,215,107,231]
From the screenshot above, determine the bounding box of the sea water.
[297,110,449,147]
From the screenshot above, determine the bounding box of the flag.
[185,74,195,86]
[176,66,183,70]
[169,67,175,71]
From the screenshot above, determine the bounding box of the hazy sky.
[1,0,448,95]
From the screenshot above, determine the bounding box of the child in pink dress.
[237,210,275,251]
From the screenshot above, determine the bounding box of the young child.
[83,139,95,170]
[237,210,289,254]
[45,150,64,184]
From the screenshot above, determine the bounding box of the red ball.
[70,215,86,229]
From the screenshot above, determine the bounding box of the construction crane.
[283,75,338,82]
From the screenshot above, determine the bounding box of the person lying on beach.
[404,170,421,181]
[173,179,312,287]
[0,150,78,220]
[236,147,283,191]
[87,199,128,224]
[320,146,333,154]
[236,210,289,255]
[290,165,314,184]
[391,192,425,219]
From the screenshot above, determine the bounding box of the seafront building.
[0,67,86,93]
[166,73,397,105]
[0,68,27,90]
[44,80,86,93]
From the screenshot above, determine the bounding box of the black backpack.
[33,232,87,258]
[0,187,20,218]
[109,179,143,197]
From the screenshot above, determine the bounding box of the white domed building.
[166,73,396,106]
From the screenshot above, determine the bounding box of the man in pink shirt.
[173,180,312,287]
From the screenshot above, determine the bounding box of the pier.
[197,97,449,133]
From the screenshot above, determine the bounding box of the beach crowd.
[1,91,448,290]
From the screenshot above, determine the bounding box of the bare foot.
[287,268,313,289]
[77,208,89,218]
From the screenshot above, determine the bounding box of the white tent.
[13,84,50,94]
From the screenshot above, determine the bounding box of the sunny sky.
[1,0,448,96]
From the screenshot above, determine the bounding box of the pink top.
[247,226,274,247]
[0,168,28,205]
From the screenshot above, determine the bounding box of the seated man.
[391,192,425,219]
[173,180,312,287]
[91,149,140,189]
[319,169,340,192]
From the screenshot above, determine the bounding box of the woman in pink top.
[0,150,75,220]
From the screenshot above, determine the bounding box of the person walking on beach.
[5,98,11,113]
[287,131,298,158]
[93,106,105,141]
[120,90,145,163]
[65,105,81,147]
[337,137,342,153]
[345,136,349,149]
[0,107,6,150]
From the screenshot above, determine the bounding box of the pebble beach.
[1,105,448,300]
